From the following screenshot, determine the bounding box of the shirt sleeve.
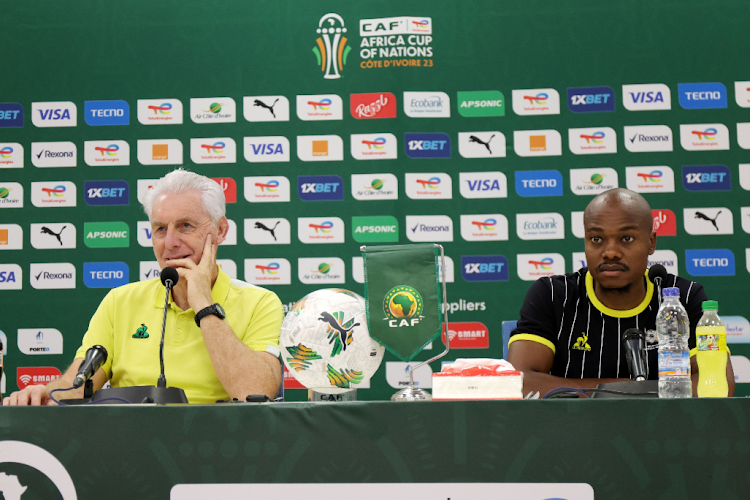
[242,289,284,357]
[683,280,708,352]
[509,278,559,354]
[74,289,116,379]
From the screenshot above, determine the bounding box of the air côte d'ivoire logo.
[383,285,424,328]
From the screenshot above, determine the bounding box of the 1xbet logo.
[297,175,344,201]
[682,165,731,191]
[0,103,24,128]
[567,86,615,113]
[405,133,451,158]
[461,255,509,282]
[84,180,130,206]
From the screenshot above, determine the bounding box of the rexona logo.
[624,125,673,153]
[622,83,671,111]
[457,91,505,117]
[136,139,183,165]
[298,175,344,201]
[0,182,24,208]
[137,98,183,125]
[0,103,24,128]
[516,212,565,240]
[459,171,508,199]
[244,136,290,163]
[515,170,563,197]
[458,131,506,158]
[350,92,397,119]
[296,94,343,121]
[190,97,236,123]
[648,250,679,276]
[84,140,130,166]
[441,322,490,349]
[243,95,290,122]
[678,82,727,109]
[31,101,77,127]
[406,215,453,242]
[84,100,129,126]
[31,141,77,168]
[350,133,398,160]
[313,13,350,79]
[30,223,76,249]
[17,328,64,354]
[298,217,345,244]
[244,218,291,245]
[517,253,565,280]
[29,263,76,290]
[297,135,344,162]
[569,168,619,195]
[0,264,22,290]
[83,262,129,288]
[244,176,290,203]
[0,142,23,168]
[625,166,675,193]
[31,181,76,208]
[244,258,291,285]
[403,91,450,118]
[686,249,735,276]
[568,127,617,154]
[513,129,562,157]
[84,180,129,206]
[84,222,129,248]
[682,165,731,191]
[405,172,452,199]
[459,214,509,241]
[298,257,345,284]
[351,173,398,200]
[679,123,730,151]
[0,223,22,250]
[511,88,561,115]
[404,132,451,158]
[139,261,161,281]
[652,209,677,236]
[567,86,615,113]
[190,137,237,164]
[382,285,426,329]
[352,216,399,243]
[683,207,733,235]
[212,177,237,203]
[17,366,61,389]
[461,255,509,282]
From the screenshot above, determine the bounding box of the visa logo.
[466,179,502,191]
[629,91,665,104]
[0,271,17,283]
[38,109,72,121]
[251,143,284,155]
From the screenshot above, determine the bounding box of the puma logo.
[255,221,280,241]
[41,225,65,245]
[318,311,360,352]
[694,211,721,231]
[469,134,494,154]
[254,98,279,118]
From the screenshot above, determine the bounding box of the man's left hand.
[167,234,217,312]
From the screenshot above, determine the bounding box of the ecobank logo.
[405,173,452,199]
[680,124,730,151]
[83,262,129,288]
[31,182,76,208]
[84,100,129,126]
[137,98,183,125]
[351,174,398,200]
[686,249,735,276]
[624,125,673,152]
[0,103,24,128]
[568,127,617,154]
[350,92,397,119]
[84,140,130,166]
[0,264,22,289]
[461,255,508,282]
[245,218,291,245]
[511,88,560,115]
[17,328,64,354]
[625,166,675,193]
[244,136,290,163]
[458,132,506,158]
[516,212,565,240]
[244,258,291,285]
[517,253,565,280]
[190,97,236,123]
[405,133,450,158]
[84,180,129,206]
[567,86,615,113]
[31,142,77,168]
[459,172,507,199]
[297,135,344,161]
[298,257,345,284]
[244,176,290,203]
[31,101,77,127]
[30,223,77,249]
[298,217,345,244]
[29,263,75,290]
[298,175,344,201]
[190,137,237,164]
[0,183,24,208]
[403,92,450,118]
[243,95,290,122]
[0,143,24,168]
[352,216,399,243]
[682,165,731,191]
[296,94,343,120]
[457,91,504,117]
[84,222,129,248]
[312,13,350,79]
[459,214,508,241]
[406,215,453,242]
[350,133,398,160]
[569,168,618,195]
[678,83,727,109]
[622,84,671,111]
[515,170,563,197]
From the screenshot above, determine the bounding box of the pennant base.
[391,386,433,401]
[308,389,357,402]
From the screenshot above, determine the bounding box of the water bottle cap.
[702,300,718,310]
[663,287,680,297]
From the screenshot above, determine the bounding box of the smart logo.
[686,249,735,276]
[678,83,727,109]
[84,100,130,126]
[84,180,130,206]
[31,101,77,127]
[682,165,731,191]
[83,262,129,288]
[0,103,24,128]
[515,170,563,197]
[298,175,344,201]
[405,133,451,158]
[84,222,130,248]
[461,255,508,282]
[567,86,615,113]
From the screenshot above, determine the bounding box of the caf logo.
[0,441,77,499]
[383,285,424,327]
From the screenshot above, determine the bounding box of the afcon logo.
[383,285,424,321]
[313,13,351,79]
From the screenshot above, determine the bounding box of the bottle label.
[658,351,690,376]
[697,334,721,352]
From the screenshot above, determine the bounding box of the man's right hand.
[2,385,55,406]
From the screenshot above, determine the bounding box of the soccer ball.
[280,288,385,394]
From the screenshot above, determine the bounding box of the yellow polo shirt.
[75,269,283,404]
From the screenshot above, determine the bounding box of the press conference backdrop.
[1,0,749,401]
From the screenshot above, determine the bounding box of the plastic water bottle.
[656,287,692,398]
[696,300,729,397]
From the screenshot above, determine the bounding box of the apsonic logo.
[405,173,452,199]
[0,103,24,128]
[31,101,77,127]
[298,175,344,201]
[405,133,450,158]
[83,262,129,288]
[350,92,397,119]
[244,136,290,163]
[244,176,290,203]
[511,88,560,115]
[190,97,236,123]
[405,215,453,242]
[515,170,563,197]
[84,100,130,126]
[0,143,24,168]
[459,214,509,241]
[84,180,129,206]
[243,95,290,122]
[568,127,617,154]
[517,253,566,280]
[351,174,398,200]
[403,92,450,118]
[137,98,183,125]
[313,13,350,79]
[29,263,76,290]
[350,133,398,160]
[625,166,675,193]
[682,165,731,191]
[569,168,619,195]
[296,94,343,120]
[457,91,504,117]
[17,328,64,354]
[685,249,735,276]
[298,257,345,284]
[298,217,345,244]
[516,212,565,240]
[244,258,291,285]
[190,137,237,164]
[622,84,671,111]
[31,142,77,168]
[84,140,130,166]
[352,216,399,243]
[245,218,291,245]
[678,83,727,109]
[83,221,129,248]
[31,182,76,208]
[297,135,344,162]
[567,86,615,113]
[461,255,509,282]
[457,132,506,158]
[459,172,507,199]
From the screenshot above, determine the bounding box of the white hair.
[142,167,225,223]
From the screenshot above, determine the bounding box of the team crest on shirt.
[132,323,150,339]
[572,333,591,351]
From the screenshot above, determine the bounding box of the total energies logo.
[680,124,729,151]
[313,13,350,79]
[625,166,675,193]
[511,89,561,115]
[84,140,130,166]
[0,143,23,168]
[350,133,398,159]
[359,16,433,70]
[459,214,508,241]
[137,98,183,125]
[243,176,290,203]
[191,137,237,164]
[383,285,424,328]
[517,253,565,280]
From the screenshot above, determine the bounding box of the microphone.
[73,345,108,389]
[622,328,648,381]
[648,264,668,307]
[158,267,179,388]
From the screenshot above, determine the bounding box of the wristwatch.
[195,303,226,326]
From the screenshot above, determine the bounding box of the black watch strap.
[195,303,226,327]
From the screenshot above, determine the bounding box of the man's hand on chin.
[165,234,217,312]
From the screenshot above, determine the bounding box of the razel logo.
[212,177,237,203]
[686,249,735,276]
[350,133,398,160]
[625,166,675,193]
[459,172,508,199]
[243,95,290,122]
[405,172,452,199]
[517,253,566,280]
[137,98,184,125]
[678,83,727,109]
[30,223,77,249]
[441,322,490,349]
[622,83,671,111]
[350,92,397,119]
[296,94,343,121]
[515,170,563,197]
[84,100,130,126]
[31,101,77,127]
[83,262,129,288]
[683,207,733,235]
[29,263,76,290]
[244,258,291,285]
[298,175,344,201]
[652,209,677,236]
[682,165,731,191]
[0,103,24,128]
[244,176,290,203]
[0,142,24,169]
[458,132,506,158]
[351,173,398,201]
[31,181,76,208]
[17,366,61,389]
[405,132,451,158]
[460,255,509,282]
[244,136,290,163]
[567,86,615,113]
[84,180,129,206]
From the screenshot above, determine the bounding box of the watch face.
[216,304,226,317]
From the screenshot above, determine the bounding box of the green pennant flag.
[362,243,444,362]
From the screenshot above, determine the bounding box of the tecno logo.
[30,263,76,290]
[83,262,129,288]
[685,249,735,276]
[515,170,563,197]
[84,100,130,126]
[678,82,728,109]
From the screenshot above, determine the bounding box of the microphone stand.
[157,278,173,388]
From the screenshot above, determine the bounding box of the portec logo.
[297,135,344,162]
[30,263,76,290]
[685,249,735,277]
[513,129,562,157]
[244,176,290,203]
[244,259,291,285]
[0,264,22,290]
[212,177,237,203]
[682,165,731,192]
[137,98,183,125]
[457,132,506,158]
[84,180,129,206]
[298,257,345,284]
[351,173,398,200]
[735,81,750,108]
[350,133,398,160]
[567,86,615,113]
[297,175,344,201]
[244,218,291,245]
[31,181,76,208]
[679,123,730,151]
[623,125,673,153]
[569,168,619,195]
[136,139,183,165]
[84,100,130,126]
[622,83,671,111]
[736,123,750,150]
[0,183,23,208]
[0,102,24,128]
[514,170,563,197]
[511,88,561,115]
[244,136,290,163]
[350,92,397,119]
[31,101,77,127]
[678,82,727,109]
[0,143,24,168]
[190,137,237,164]
[0,224,22,250]
[568,127,617,154]
[403,91,450,118]
[31,142,77,168]
[652,209,677,236]
[296,94,343,121]
[683,207,733,235]
[137,221,153,247]
[30,223,76,249]
[459,172,508,199]
[441,322,490,349]
[190,97,237,123]
[517,253,565,280]
[18,328,64,355]
[83,262,129,288]
[405,173,452,199]
[648,250,679,276]
[84,140,130,166]
[0,441,78,500]
[298,217,345,244]
[625,166,675,193]
[459,214,509,241]
[461,255,509,282]
[385,362,433,389]
[139,261,161,281]
[405,133,451,159]
[406,215,453,242]
[516,212,565,240]
[243,95,290,122]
